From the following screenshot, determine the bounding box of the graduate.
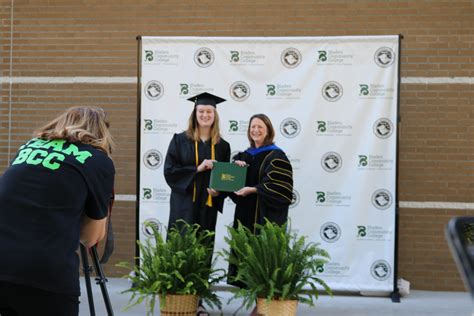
[164,92,231,315]
[164,92,231,240]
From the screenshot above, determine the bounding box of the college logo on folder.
[209,162,247,192]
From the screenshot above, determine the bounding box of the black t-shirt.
[0,138,115,296]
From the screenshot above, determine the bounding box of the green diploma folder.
[209,162,247,192]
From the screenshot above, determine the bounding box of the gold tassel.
[193,141,198,203]
[194,139,215,207]
[206,142,215,207]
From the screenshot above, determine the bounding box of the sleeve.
[163,133,197,194]
[255,151,293,207]
[228,151,249,204]
[231,151,245,162]
[213,140,231,212]
[84,154,115,220]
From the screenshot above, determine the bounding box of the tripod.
[80,244,114,316]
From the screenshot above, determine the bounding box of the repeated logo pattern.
[144,81,164,101]
[281,48,302,68]
[320,222,341,243]
[321,152,342,172]
[280,118,301,138]
[229,81,250,101]
[374,47,395,68]
[194,47,214,67]
[140,38,399,290]
[322,81,343,102]
[143,149,163,170]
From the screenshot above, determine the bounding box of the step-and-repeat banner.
[139,36,399,292]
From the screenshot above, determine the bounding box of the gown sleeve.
[163,133,197,194]
[255,151,293,207]
[213,140,231,212]
[227,151,246,205]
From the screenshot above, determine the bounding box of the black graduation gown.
[232,148,293,232]
[164,132,231,234]
[228,148,293,287]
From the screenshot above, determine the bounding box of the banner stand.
[136,35,401,300]
[135,35,143,267]
[390,33,404,303]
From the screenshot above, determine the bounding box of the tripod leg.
[90,245,114,316]
[80,244,96,316]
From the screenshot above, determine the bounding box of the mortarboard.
[187,92,226,107]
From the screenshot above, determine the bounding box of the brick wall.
[1,0,473,291]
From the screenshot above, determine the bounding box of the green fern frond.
[116,220,223,315]
[223,219,332,307]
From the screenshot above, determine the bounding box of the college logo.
[142,119,177,134]
[374,47,395,68]
[320,222,341,243]
[373,118,394,139]
[143,119,153,130]
[358,155,368,167]
[317,50,327,62]
[144,50,154,62]
[357,154,394,170]
[142,188,152,200]
[229,81,250,101]
[194,47,214,67]
[144,81,164,101]
[357,225,367,237]
[317,121,327,133]
[228,119,249,135]
[142,218,162,238]
[316,191,326,203]
[321,152,342,173]
[359,84,369,96]
[372,189,393,210]
[290,189,300,209]
[281,48,302,68]
[143,149,163,170]
[322,81,343,102]
[371,260,391,281]
[180,83,189,95]
[230,51,240,62]
[266,84,276,96]
[229,120,239,132]
[280,118,301,138]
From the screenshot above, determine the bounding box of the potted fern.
[117,220,224,316]
[223,220,332,316]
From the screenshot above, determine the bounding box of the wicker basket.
[159,294,199,315]
[256,298,298,316]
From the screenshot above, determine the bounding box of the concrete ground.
[79,277,473,316]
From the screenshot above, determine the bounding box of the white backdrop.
[139,36,399,292]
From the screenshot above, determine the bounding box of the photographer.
[0,106,115,316]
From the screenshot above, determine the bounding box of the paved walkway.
[79,278,473,316]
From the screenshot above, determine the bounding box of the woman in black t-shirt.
[0,106,115,316]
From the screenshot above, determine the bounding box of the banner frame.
[135,35,402,298]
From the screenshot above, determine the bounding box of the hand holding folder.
[209,162,247,192]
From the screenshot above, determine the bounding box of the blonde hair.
[185,107,222,144]
[248,113,275,148]
[35,106,114,155]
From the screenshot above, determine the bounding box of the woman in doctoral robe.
[164,92,231,239]
[227,114,293,304]
[231,113,293,233]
